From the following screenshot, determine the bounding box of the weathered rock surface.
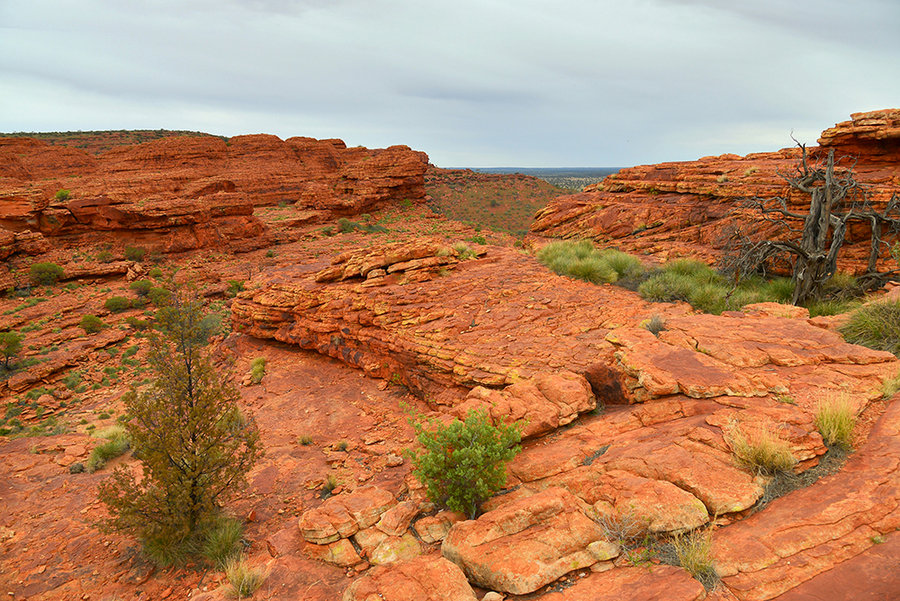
[299,486,396,544]
[540,565,706,601]
[530,109,900,273]
[343,555,478,601]
[232,243,691,401]
[713,398,900,600]
[441,487,609,595]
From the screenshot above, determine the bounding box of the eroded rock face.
[441,487,609,595]
[342,555,478,601]
[539,565,706,601]
[232,243,690,401]
[0,133,428,256]
[530,109,900,273]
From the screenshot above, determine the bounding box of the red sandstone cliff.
[530,109,900,272]
[0,133,428,258]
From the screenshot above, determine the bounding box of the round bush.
[29,262,64,285]
[105,296,132,313]
[129,280,153,296]
[80,315,106,334]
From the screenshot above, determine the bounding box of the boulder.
[343,555,478,601]
[441,487,607,595]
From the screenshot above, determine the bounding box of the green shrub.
[62,370,82,390]
[104,296,132,313]
[297,434,313,446]
[96,250,114,263]
[79,315,106,334]
[130,280,153,296]
[55,189,70,201]
[226,280,245,298]
[147,287,172,307]
[0,332,24,369]
[148,267,164,279]
[29,262,64,286]
[124,246,147,262]
[815,396,856,450]
[86,425,131,473]
[125,316,151,330]
[406,409,522,518]
[839,300,900,356]
[337,217,356,233]
[249,357,266,385]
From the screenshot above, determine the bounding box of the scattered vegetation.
[815,396,857,450]
[537,240,643,285]
[79,315,106,334]
[96,290,262,566]
[148,286,172,307]
[335,217,388,234]
[727,423,797,475]
[224,554,266,598]
[249,357,266,385]
[839,300,900,356]
[55,189,71,201]
[406,409,522,518]
[29,262,65,286]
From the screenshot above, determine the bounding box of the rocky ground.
[1,116,899,600]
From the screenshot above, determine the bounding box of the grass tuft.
[672,528,718,590]
[86,425,131,473]
[201,517,244,568]
[537,240,643,285]
[814,395,856,450]
[727,423,797,476]
[225,554,266,598]
[839,300,900,356]
[249,357,266,385]
[883,370,900,399]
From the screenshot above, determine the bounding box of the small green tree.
[0,332,24,369]
[406,409,522,518]
[97,291,262,565]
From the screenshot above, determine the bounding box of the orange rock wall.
[0,133,428,254]
[530,109,900,272]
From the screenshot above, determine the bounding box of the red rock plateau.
[531,109,900,273]
[2,115,900,601]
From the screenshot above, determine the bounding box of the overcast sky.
[2,0,898,167]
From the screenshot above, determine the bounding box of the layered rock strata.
[0,133,428,255]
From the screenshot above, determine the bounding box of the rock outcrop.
[441,487,610,595]
[530,109,900,272]
[0,133,428,256]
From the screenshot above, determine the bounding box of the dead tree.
[721,143,900,306]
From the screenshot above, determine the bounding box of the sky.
[1,0,899,167]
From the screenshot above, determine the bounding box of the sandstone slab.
[343,555,478,601]
[441,487,607,595]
